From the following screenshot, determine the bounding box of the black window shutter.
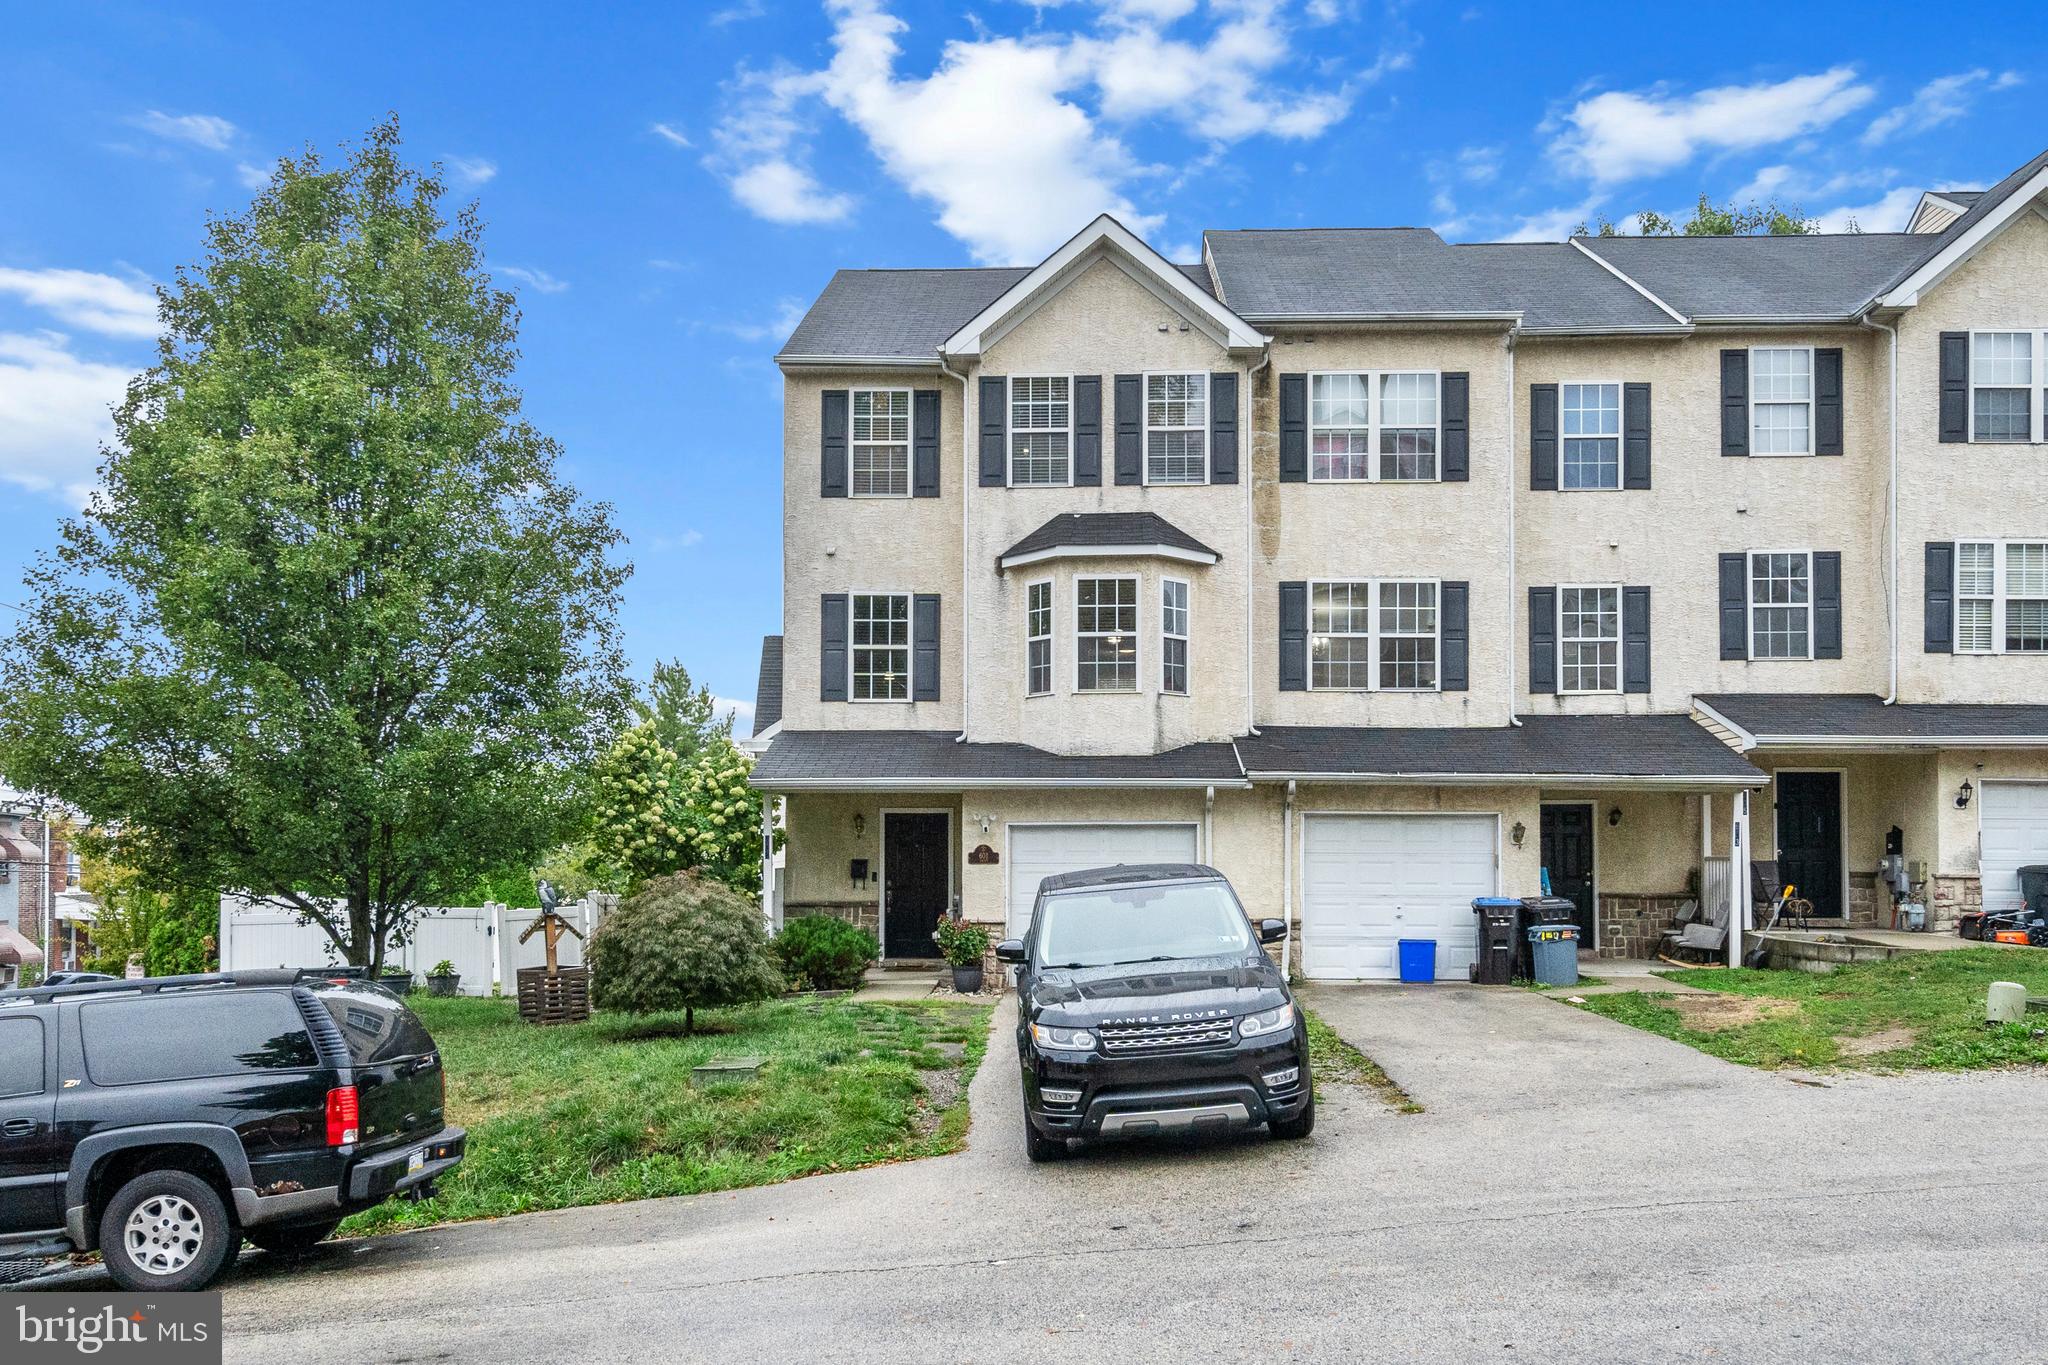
[1623,586,1651,693]
[1528,586,1557,694]
[912,389,940,497]
[1924,542,1954,653]
[1529,383,1559,490]
[978,376,1007,486]
[1622,382,1652,489]
[1279,373,1308,482]
[1440,373,1469,482]
[1072,375,1102,486]
[1440,581,1468,690]
[1113,374,1142,485]
[1814,349,1844,456]
[1278,582,1308,691]
[1718,553,1749,659]
[821,390,849,498]
[912,594,941,701]
[1208,371,1239,484]
[1939,332,1970,443]
[820,594,849,701]
[1812,552,1842,659]
[1720,350,1749,457]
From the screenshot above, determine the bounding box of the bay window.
[1161,579,1189,695]
[1075,577,1138,692]
[1026,580,1052,696]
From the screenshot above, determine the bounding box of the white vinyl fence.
[218,894,616,996]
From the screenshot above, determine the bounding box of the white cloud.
[1862,69,2024,146]
[732,159,857,224]
[496,265,569,294]
[705,297,810,343]
[1814,186,1921,233]
[650,122,692,149]
[132,110,238,151]
[0,267,159,338]
[235,161,271,189]
[0,332,130,506]
[445,155,498,186]
[647,528,706,551]
[713,696,756,731]
[1549,67,1875,184]
[709,0,768,24]
[1503,197,1603,243]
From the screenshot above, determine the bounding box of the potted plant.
[378,966,416,995]
[932,917,990,994]
[426,958,461,997]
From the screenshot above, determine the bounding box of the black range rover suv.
[999,864,1312,1162]
[0,970,464,1290]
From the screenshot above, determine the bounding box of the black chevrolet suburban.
[0,971,464,1290]
[999,864,1312,1162]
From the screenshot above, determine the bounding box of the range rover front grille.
[1097,1017,1235,1053]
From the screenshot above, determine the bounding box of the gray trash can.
[1527,924,1580,986]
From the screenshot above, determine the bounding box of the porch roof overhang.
[1694,694,2048,751]
[996,512,1221,571]
[1234,716,1767,789]
[748,730,1250,792]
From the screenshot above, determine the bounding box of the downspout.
[1244,343,1272,737]
[939,351,973,740]
[1280,779,1297,979]
[1861,314,1901,704]
[1505,325,1522,726]
[1203,785,1216,865]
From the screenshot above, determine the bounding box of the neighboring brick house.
[0,793,80,982]
[748,146,2048,976]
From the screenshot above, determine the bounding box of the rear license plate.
[407,1147,425,1175]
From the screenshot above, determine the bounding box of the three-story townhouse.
[751,146,2048,979]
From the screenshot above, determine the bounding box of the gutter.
[1505,324,1521,729]
[939,350,972,743]
[752,776,1255,792]
[1239,770,1764,790]
[1243,311,1522,326]
[1861,311,1901,704]
[776,354,947,371]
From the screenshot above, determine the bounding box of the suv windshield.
[1033,880,1253,968]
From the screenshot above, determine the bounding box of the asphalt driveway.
[29,993,2048,1363]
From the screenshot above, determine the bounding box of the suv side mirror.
[994,939,1026,963]
[1257,918,1289,944]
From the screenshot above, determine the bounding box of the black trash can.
[1516,896,1580,980]
[1470,897,1522,984]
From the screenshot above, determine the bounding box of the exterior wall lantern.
[1607,807,1623,828]
[1509,821,1526,847]
[851,812,865,837]
[1956,780,1973,810]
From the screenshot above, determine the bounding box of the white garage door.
[1301,813,1497,981]
[1980,781,2048,914]
[1006,823,1200,935]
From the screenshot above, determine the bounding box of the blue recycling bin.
[1396,938,1437,983]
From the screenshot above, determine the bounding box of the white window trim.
[1967,329,2047,445]
[1557,582,1623,694]
[1305,369,1444,484]
[1557,380,1625,492]
[1141,370,1209,486]
[1006,373,1075,488]
[1748,346,1815,458]
[1074,574,1141,694]
[1306,577,1444,693]
[849,589,914,703]
[1025,578,1054,697]
[1161,576,1190,696]
[1954,538,2048,655]
[1745,550,1815,661]
[848,386,913,499]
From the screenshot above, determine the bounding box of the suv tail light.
[325,1086,360,1146]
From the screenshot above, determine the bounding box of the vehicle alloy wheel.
[127,1194,205,1275]
[99,1170,236,1292]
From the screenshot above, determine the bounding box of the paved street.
[41,987,2048,1363]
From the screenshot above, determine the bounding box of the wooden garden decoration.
[516,878,592,1024]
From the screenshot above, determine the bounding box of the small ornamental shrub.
[587,872,785,1032]
[931,918,990,969]
[774,915,879,992]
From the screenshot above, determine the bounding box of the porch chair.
[1657,898,1726,965]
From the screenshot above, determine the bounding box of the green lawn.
[341,994,990,1235]
[1569,947,2048,1070]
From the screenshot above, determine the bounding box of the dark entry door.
[1540,804,1597,946]
[883,812,950,958]
[1776,772,1842,918]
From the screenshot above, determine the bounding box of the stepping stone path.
[690,1057,764,1087]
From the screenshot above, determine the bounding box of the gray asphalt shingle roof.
[751,635,782,737]
[1236,716,1763,782]
[1877,148,2048,298]
[1696,694,2048,742]
[1574,233,1935,319]
[998,512,1220,566]
[749,731,1246,789]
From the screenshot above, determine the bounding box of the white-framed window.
[1308,371,1440,482]
[1955,539,2048,654]
[1749,347,1813,456]
[1558,584,1621,692]
[1747,551,1812,660]
[1309,579,1440,691]
[1561,383,1621,490]
[1075,576,1138,692]
[1009,376,1072,486]
[850,593,912,701]
[1145,373,1207,484]
[1026,580,1053,696]
[850,388,911,497]
[1970,330,2046,443]
[1161,578,1189,695]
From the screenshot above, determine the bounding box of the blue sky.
[1,1,2040,726]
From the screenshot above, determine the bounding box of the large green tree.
[1580,195,1827,237]
[0,119,631,971]
[633,658,732,763]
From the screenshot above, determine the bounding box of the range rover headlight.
[1030,1023,1097,1050]
[1237,1003,1296,1040]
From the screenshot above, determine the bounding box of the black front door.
[1540,804,1597,946]
[1776,772,1843,918]
[883,813,950,958]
